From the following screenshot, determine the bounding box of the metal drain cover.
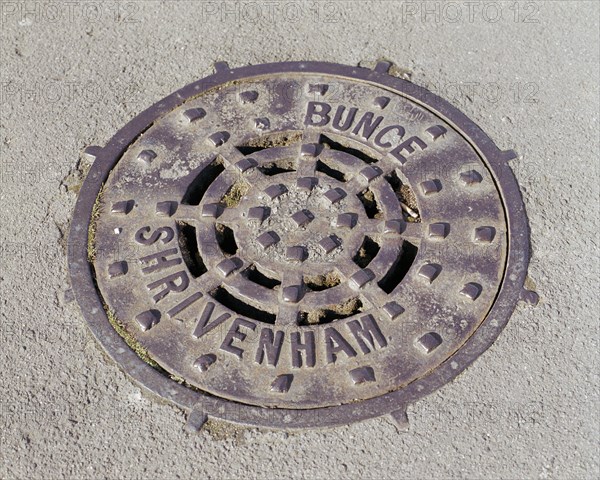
[69,61,535,430]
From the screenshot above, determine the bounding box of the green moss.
[306,297,362,325]
[104,306,211,390]
[221,180,250,208]
[87,184,105,262]
[203,419,248,442]
[170,374,186,384]
[241,131,302,149]
[304,271,341,290]
[104,306,161,369]
[524,276,537,291]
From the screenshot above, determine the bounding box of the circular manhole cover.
[69,61,535,430]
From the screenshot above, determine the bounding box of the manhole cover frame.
[68,61,533,430]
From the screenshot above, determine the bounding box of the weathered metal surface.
[68,61,534,429]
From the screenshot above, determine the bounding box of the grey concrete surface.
[0,1,598,479]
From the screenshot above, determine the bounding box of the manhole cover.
[69,61,536,430]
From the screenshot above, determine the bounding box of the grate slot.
[176,222,208,278]
[236,131,303,155]
[384,170,420,218]
[304,272,342,292]
[244,265,281,289]
[320,134,377,164]
[378,241,419,293]
[352,236,381,268]
[215,224,238,256]
[211,286,276,324]
[182,158,225,205]
[357,189,382,219]
[299,298,363,325]
[257,160,297,176]
[316,159,347,182]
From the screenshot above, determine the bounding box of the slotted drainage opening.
[215,224,238,256]
[177,222,208,278]
[211,286,276,324]
[299,298,363,325]
[320,134,378,164]
[316,159,347,182]
[378,241,419,293]
[304,272,341,291]
[182,158,225,205]
[243,265,281,289]
[385,170,420,220]
[236,131,303,155]
[257,159,297,176]
[353,236,381,268]
[357,189,382,219]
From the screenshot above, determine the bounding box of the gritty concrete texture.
[0,1,598,479]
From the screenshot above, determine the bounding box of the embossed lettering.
[220,318,257,358]
[302,102,444,161]
[347,315,388,354]
[374,125,405,148]
[135,225,174,245]
[140,248,182,274]
[192,301,231,339]
[255,328,284,366]
[167,291,203,318]
[390,136,427,164]
[324,327,357,363]
[351,111,384,140]
[304,101,331,127]
[332,105,358,131]
[146,270,189,303]
[290,331,316,368]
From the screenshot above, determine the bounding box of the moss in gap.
[221,180,250,208]
[241,131,302,149]
[104,307,209,390]
[203,418,248,443]
[87,184,105,262]
[304,271,341,291]
[104,306,161,369]
[305,297,363,325]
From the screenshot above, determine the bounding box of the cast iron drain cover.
[69,61,536,430]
